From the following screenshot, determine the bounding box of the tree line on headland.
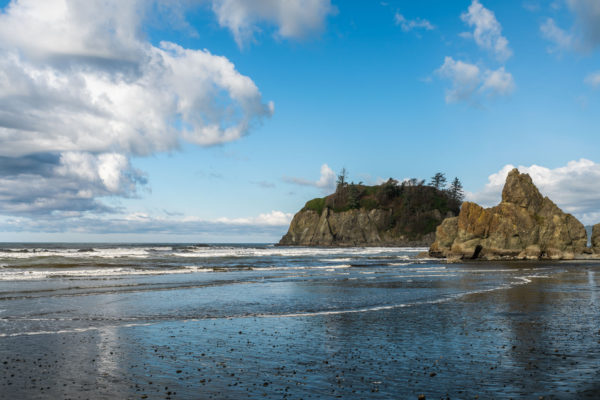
[299,169,465,240]
[316,168,464,212]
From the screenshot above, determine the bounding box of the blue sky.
[0,0,600,242]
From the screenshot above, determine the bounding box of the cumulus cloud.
[284,163,336,192]
[436,57,481,103]
[460,0,512,61]
[584,71,600,88]
[210,0,335,47]
[0,0,273,216]
[438,2,514,105]
[481,67,516,96]
[467,159,600,224]
[0,152,146,216]
[394,13,435,32]
[436,57,514,103]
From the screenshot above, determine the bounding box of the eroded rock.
[429,169,588,260]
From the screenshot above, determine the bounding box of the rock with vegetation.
[429,168,588,260]
[279,175,462,247]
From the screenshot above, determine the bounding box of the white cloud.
[436,57,481,103]
[436,57,514,103]
[0,0,273,215]
[584,71,600,88]
[460,0,512,61]
[284,163,336,192]
[394,13,435,32]
[216,210,293,226]
[481,66,515,96]
[467,159,600,224]
[210,0,335,47]
[540,18,574,52]
[0,152,146,216]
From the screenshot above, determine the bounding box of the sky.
[0,0,600,242]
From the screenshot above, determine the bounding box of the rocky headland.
[429,168,593,260]
[279,179,461,247]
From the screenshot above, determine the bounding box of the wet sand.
[1,262,599,399]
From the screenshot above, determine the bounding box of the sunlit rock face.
[430,169,588,260]
[592,224,600,254]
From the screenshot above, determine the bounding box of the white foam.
[0,266,212,281]
[0,322,154,338]
[252,264,352,272]
[0,245,427,263]
[0,246,173,259]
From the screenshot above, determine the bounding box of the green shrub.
[304,197,326,215]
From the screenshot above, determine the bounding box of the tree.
[336,168,348,189]
[406,178,418,187]
[348,185,360,209]
[449,177,464,203]
[430,172,447,190]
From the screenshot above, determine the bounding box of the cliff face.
[429,169,588,260]
[279,207,437,247]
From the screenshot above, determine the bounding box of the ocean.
[1,243,599,398]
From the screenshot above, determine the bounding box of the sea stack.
[278,180,460,247]
[429,168,588,260]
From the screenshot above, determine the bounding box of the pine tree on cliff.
[449,177,464,202]
[336,168,348,190]
[430,172,447,190]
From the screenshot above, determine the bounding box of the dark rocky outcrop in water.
[279,181,459,247]
[429,169,588,260]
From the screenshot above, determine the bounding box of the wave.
[0,266,213,280]
[0,245,428,260]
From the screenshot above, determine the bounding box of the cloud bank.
[0,210,293,237]
[467,159,600,225]
[0,0,274,216]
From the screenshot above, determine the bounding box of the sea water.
[0,243,599,398]
[0,243,546,338]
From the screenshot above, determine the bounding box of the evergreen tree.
[430,172,447,190]
[348,185,360,209]
[336,168,348,189]
[449,177,464,202]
